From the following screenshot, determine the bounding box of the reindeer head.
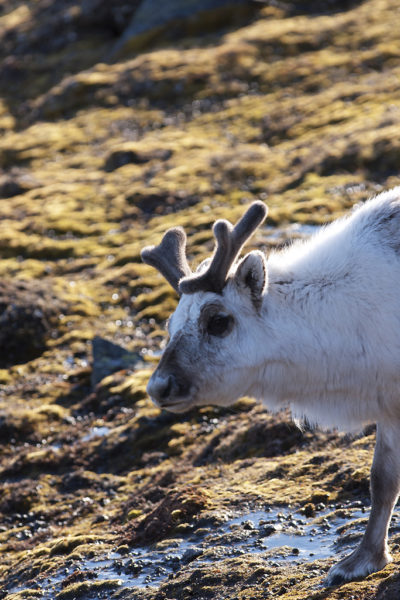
[141,201,268,412]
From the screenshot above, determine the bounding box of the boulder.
[91,336,140,387]
[111,0,255,57]
[0,280,66,367]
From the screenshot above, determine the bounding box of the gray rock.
[111,0,253,57]
[182,547,203,562]
[91,336,140,387]
[0,176,25,198]
[104,146,172,172]
[259,524,278,537]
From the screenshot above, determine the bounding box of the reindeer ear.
[235,251,268,307]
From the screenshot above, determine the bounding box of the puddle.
[9,504,400,597]
[221,507,364,560]
[81,426,111,442]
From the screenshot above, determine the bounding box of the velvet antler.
[179,201,268,294]
[141,227,192,294]
[141,201,268,295]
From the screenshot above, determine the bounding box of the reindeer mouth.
[147,371,195,413]
[158,399,193,413]
[150,394,195,414]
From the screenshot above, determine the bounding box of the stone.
[0,280,66,367]
[110,0,254,56]
[104,145,172,171]
[91,336,140,387]
[0,176,25,198]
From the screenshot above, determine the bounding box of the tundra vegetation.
[0,0,400,599]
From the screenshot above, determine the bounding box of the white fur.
[147,186,400,584]
[259,187,400,430]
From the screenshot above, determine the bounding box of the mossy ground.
[1,0,400,598]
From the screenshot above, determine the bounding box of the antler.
[141,201,268,295]
[141,227,192,293]
[179,200,268,294]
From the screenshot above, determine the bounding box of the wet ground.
[1,0,400,598]
[10,502,397,598]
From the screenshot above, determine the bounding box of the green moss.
[49,535,102,557]
[55,579,122,600]
[5,591,44,600]
[0,369,11,384]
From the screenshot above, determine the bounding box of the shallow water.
[81,425,111,442]
[9,504,400,597]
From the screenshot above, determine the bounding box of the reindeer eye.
[206,314,233,337]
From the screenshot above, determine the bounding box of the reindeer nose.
[147,373,176,404]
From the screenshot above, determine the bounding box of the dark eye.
[206,314,233,337]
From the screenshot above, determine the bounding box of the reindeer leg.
[326,419,400,586]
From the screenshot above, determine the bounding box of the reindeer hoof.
[325,547,391,586]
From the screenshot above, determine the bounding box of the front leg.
[326,420,400,586]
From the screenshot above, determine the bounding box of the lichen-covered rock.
[0,280,66,367]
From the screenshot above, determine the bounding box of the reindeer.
[141,187,400,585]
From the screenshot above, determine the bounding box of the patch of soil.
[124,487,212,546]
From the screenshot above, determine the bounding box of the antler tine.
[179,201,268,295]
[141,227,192,294]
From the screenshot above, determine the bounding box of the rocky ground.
[1,0,400,598]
